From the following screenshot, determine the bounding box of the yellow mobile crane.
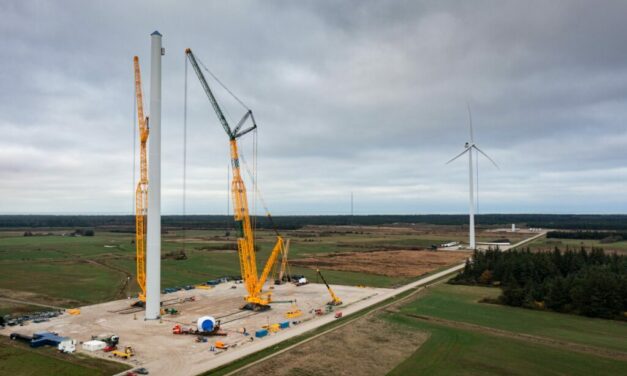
[133,56,148,306]
[185,48,285,311]
[317,268,342,306]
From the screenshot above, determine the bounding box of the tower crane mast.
[133,56,149,304]
[185,48,284,310]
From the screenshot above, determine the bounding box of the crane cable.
[239,144,281,237]
[195,54,261,243]
[195,56,251,112]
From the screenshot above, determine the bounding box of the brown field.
[235,314,428,376]
[291,250,471,277]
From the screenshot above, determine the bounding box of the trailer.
[172,323,226,337]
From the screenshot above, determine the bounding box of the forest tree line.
[547,230,627,243]
[3,214,627,230]
[451,248,627,320]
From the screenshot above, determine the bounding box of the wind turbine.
[447,105,498,249]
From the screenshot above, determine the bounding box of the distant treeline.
[452,248,627,320]
[2,214,627,230]
[547,231,627,242]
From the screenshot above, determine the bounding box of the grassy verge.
[399,283,627,352]
[0,336,128,376]
[385,314,627,376]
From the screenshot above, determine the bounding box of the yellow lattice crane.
[317,268,342,306]
[185,48,285,311]
[133,56,149,305]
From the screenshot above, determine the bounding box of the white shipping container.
[82,340,107,352]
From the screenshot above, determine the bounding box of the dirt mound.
[292,250,470,277]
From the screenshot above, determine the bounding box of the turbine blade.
[473,145,499,169]
[446,147,471,164]
[466,102,474,143]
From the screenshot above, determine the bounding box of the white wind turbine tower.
[447,105,498,249]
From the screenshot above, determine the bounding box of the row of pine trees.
[451,248,627,319]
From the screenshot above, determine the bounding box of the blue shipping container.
[279,321,289,329]
[255,329,268,338]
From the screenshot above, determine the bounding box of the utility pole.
[350,192,354,225]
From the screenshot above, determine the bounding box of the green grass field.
[0,227,461,311]
[385,314,627,376]
[0,336,128,376]
[528,237,627,252]
[398,283,627,352]
[209,279,627,376]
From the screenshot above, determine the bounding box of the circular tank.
[197,316,216,332]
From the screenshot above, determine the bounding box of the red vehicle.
[334,312,343,319]
[103,345,117,352]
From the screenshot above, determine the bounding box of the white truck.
[58,339,77,353]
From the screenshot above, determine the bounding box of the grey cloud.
[1,0,627,214]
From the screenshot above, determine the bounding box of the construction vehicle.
[161,308,179,316]
[185,48,287,311]
[215,340,228,350]
[112,346,134,359]
[316,269,342,306]
[285,308,303,319]
[132,56,149,307]
[92,334,119,347]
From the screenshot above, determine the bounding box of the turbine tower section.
[468,145,475,249]
[145,31,164,320]
[446,105,498,250]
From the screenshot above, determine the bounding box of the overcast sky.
[1,1,627,215]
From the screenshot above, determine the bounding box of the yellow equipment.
[215,340,228,349]
[279,239,291,283]
[133,56,149,305]
[284,299,302,319]
[273,238,291,284]
[112,346,134,359]
[66,308,81,315]
[185,48,285,311]
[317,268,342,306]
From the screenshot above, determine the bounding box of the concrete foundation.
[2,283,388,375]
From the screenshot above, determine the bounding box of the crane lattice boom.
[185,48,285,310]
[133,56,149,303]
